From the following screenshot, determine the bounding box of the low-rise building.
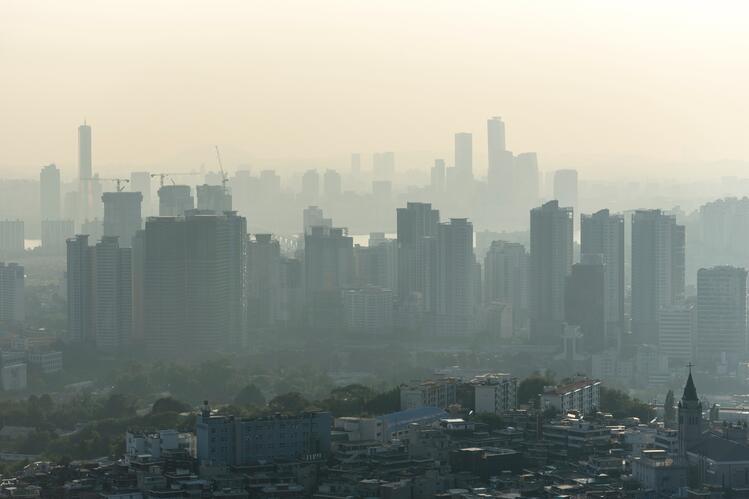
[27,351,63,374]
[632,449,687,496]
[540,378,601,415]
[472,373,518,415]
[400,378,458,410]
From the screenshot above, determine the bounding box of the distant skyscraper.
[487,116,506,155]
[40,164,61,221]
[514,152,539,215]
[304,226,354,328]
[487,117,514,205]
[658,304,695,367]
[553,169,578,212]
[454,133,473,180]
[303,206,332,234]
[130,172,152,216]
[78,122,93,221]
[94,236,132,352]
[0,263,25,325]
[530,200,574,344]
[41,220,75,255]
[0,221,24,256]
[397,202,440,314]
[430,159,446,194]
[301,169,320,201]
[373,152,395,180]
[143,212,245,355]
[581,209,625,343]
[247,234,282,328]
[66,234,94,343]
[565,254,606,353]
[197,184,232,213]
[436,218,475,335]
[158,185,194,216]
[102,191,143,247]
[484,241,529,335]
[350,153,361,174]
[631,209,685,345]
[696,266,748,368]
[323,169,342,198]
[259,170,281,198]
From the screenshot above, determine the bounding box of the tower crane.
[83,177,130,192]
[150,172,201,188]
[214,145,229,192]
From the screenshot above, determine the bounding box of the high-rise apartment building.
[581,209,625,341]
[196,184,232,213]
[396,202,439,314]
[0,221,24,256]
[553,169,578,213]
[514,152,539,216]
[530,200,573,344]
[66,235,94,343]
[454,133,473,180]
[484,241,528,334]
[94,236,132,352]
[102,191,143,248]
[247,234,282,329]
[78,122,93,222]
[658,304,695,367]
[323,169,342,198]
[696,266,748,368]
[42,220,75,255]
[436,218,475,335]
[565,255,607,353]
[0,263,25,325]
[130,172,152,216]
[304,226,354,328]
[631,210,685,345]
[158,185,194,216]
[40,164,61,221]
[301,170,320,201]
[430,159,446,194]
[302,206,332,235]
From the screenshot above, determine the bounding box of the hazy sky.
[2,1,749,179]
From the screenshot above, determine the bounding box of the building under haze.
[0,263,25,325]
[304,226,354,329]
[323,169,342,198]
[0,221,24,256]
[631,209,685,346]
[196,184,232,213]
[301,170,320,202]
[303,206,331,235]
[143,212,246,356]
[435,218,476,335]
[41,220,75,255]
[40,164,61,221]
[94,236,132,352]
[66,235,94,343]
[487,117,513,205]
[396,202,440,320]
[530,200,573,345]
[158,185,194,217]
[430,159,446,195]
[565,255,607,353]
[696,266,748,370]
[130,172,152,216]
[553,169,578,213]
[78,122,93,222]
[454,133,473,182]
[484,241,528,336]
[247,234,282,329]
[373,152,395,180]
[581,209,625,344]
[102,191,143,248]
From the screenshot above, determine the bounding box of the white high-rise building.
[473,373,518,415]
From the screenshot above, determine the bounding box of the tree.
[664,390,676,428]
[152,397,191,414]
[600,387,654,421]
[518,373,555,406]
[268,392,310,414]
[234,384,266,407]
[99,393,136,419]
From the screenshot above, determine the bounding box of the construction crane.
[214,145,229,192]
[83,177,130,192]
[150,172,200,188]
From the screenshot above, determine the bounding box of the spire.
[682,364,698,402]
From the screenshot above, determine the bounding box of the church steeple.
[678,365,703,455]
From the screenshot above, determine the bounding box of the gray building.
[430,159,446,194]
[483,240,528,335]
[0,221,24,256]
[697,266,748,368]
[0,263,24,325]
[40,164,61,221]
[301,169,320,202]
[553,169,578,213]
[196,408,332,466]
[454,132,473,181]
[66,235,94,343]
[102,191,142,248]
[94,236,132,352]
[436,218,475,335]
[197,184,232,213]
[304,226,353,329]
[530,200,573,345]
[323,169,342,198]
[396,202,439,316]
[158,185,194,216]
[565,255,607,353]
[130,171,152,216]
[581,209,625,342]
[78,122,93,222]
[247,234,282,329]
[41,220,75,255]
[631,209,685,345]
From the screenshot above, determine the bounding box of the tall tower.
[553,169,578,213]
[78,122,93,221]
[436,218,475,335]
[40,164,61,221]
[454,133,473,180]
[102,191,143,248]
[158,185,194,216]
[678,367,703,455]
[396,202,440,313]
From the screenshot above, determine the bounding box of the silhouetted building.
[696,266,748,369]
[436,218,475,335]
[40,164,61,221]
[0,221,24,256]
[66,235,94,343]
[0,263,24,325]
[343,287,393,334]
[94,236,132,352]
[303,205,331,235]
[247,234,282,329]
[553,169,578,213]
[196,184,232,213]
[430,159,446,194]
[397,202,439,317]
[631,209,685,345]
[565,255,607,353]
[323,169,342,198]
[513,152,539,217]
[658,305,695,367]
[304,226,353,329]
[581,209,625,343]
[484,241,528,335]
[42,220,74,255]
[530,200,573,345]
[158,185,194,216]
[301,169,320,202]
[130,171,152,216]
[454,132,473,181]
[78,122,93,221]
[102,191,142,247]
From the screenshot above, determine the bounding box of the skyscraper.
[94,236,132,352]
[436,218,475,335]
[304,226,354,328]
[454,133,473,180]
[396,202,440,314]
[487,117,514,205]
[631,209,685,345]
[530,200,574,345]
[0,221,24,256]
[102,191,143,248]
[696,266,748,368]
[303,206,331,234]
[247,234,282,329]
[565,255,606,353]
[323,169,342,198]
[484,240,529,335]
[581,209,625,343]
[514,152,539,216]
[301,169,320,201]
[42,220,75,255]
[430,159,446,194]
[130,172,152,216]
[66,234,94,343]
[0,263,25,325]
[142,212,245,356]
[78,122,93,221]
[197,184,232,213]
[40,164,61,221]
[158,185,194,216]
[553,169,578,213]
